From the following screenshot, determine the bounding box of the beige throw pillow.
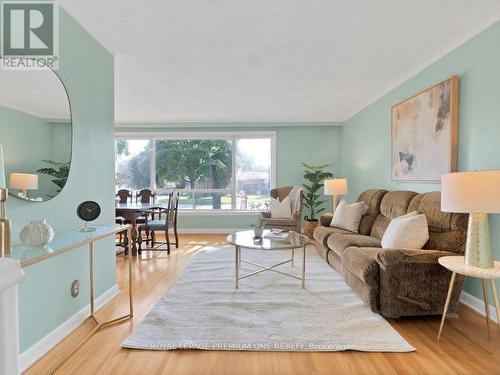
[381,211,429,249]
[330,200,365,233]
[270,196,292,218]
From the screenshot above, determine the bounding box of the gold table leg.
[47,227,134,374]
[482,279,491,339]
[490,279,500,329]
[291,249,294,267]
[438,271,456,341]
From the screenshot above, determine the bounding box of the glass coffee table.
[227,229,310,289]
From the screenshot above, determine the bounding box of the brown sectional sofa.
[313,189,468,318]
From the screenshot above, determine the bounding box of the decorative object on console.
[324,178,348,214]
[392,76,458,182]
[381,211,429,249]
[302,162,333,238]
[0,144,11,257]
[77,201,101,232]
[20,219,55,248]
[329,200,365,233]
[9,173,38,199]
[441,170,500,268]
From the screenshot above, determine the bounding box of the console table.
[8,225,133,374]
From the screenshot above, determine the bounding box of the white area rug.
[122,246,415,352]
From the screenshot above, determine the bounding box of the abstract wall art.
[391,76,458,182]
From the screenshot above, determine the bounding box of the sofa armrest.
[319,213,333,227]
[376,249,456,268]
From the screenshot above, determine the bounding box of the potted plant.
[302,162,333,238]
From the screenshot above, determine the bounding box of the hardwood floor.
[25,234,500,375]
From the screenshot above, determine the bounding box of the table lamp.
[9,173,38,198]
[441,170,500,268]
[324,178,348,214]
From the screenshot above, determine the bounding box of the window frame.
[115,131,276,214]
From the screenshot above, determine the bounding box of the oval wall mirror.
[0,59,72,202]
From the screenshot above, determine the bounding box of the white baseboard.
[460,291,498,323]
[20,284,120,373]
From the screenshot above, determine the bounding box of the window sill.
[178,210,262,216]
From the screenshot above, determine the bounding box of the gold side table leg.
[490,279,500,329]
[438,271,456,341]
[302,245,306,289]
[482,279,491,339]
[291,249,294,267]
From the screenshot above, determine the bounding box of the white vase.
[20,219,55,248]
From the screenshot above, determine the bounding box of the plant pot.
[303,219,319,239]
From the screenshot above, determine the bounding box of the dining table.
[115,202,168,255]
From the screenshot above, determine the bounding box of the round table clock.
[77,201,101,232]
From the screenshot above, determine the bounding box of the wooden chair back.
[116,189,132,204]
[136,189,156,204]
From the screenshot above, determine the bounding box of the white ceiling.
[0,63,71,120]
[59,0,500,123]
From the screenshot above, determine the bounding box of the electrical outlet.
[71,280,80,298]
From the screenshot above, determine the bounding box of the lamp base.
[465,212,493,268]
[332,195,340,215]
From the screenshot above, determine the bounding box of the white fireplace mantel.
[0,258,26,375]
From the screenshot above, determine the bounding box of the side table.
[438,255,500,341]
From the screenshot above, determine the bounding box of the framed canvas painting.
[391,76,458,182]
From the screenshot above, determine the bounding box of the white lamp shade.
[441,170,500,213]
[9,173,39,190]
[324,179,348,196]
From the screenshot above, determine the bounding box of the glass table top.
[227,230,309,250]
[8,225,128,267]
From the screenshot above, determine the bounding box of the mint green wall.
[5,10,115,352]
[341,21,500,301]
[116,125,343,229]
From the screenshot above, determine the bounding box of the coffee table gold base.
[235,245,306,289]
[47,227,134,374]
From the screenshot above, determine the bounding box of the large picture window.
[115,133,275,211]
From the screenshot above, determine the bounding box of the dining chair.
[137,191,179,255]
[116,189,132,204]
[136,189,156,204]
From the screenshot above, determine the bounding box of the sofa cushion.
[327,233,381,257]
[313,225,354,247]
[357,189,387,235]
[341,246,382,286]
[376,248,457,268]
[370,191,418,240]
